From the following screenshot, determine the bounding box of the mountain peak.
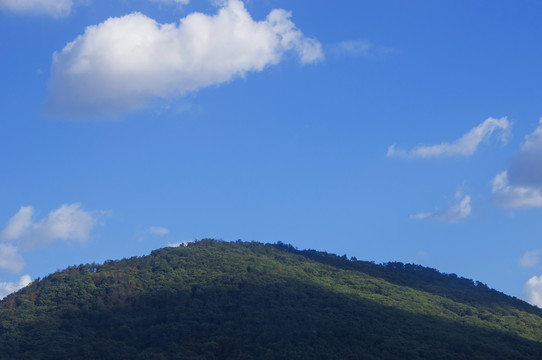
[2,240,541,359]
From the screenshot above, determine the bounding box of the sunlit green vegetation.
[1,239,541,359]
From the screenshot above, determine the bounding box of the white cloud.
[519,119,542,152]
[0,0,73,18]
[519,250,540,268]
[148,226,169,236]
[0,275,32,299]
[523,275,542,308]
[388,117,510,158]
[334,40,394,58]
[409,250,428,263]
[507,118,542,188]
[0,204,101,274]
[412,193,472,223]
[336,40,373,56]
[150,0,189,5]
[0,244,25,273]
[491,171,542,208]
[1,203,97,246]
[0,206,34,241]
[491,119,542,209]
[46,0,323,118]
[35,203,96,242]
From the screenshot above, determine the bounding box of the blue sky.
[1,0,542,305]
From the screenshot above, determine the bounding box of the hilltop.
[1,240,541,359]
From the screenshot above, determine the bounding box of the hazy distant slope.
[1,239,541,359]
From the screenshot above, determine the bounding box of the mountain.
[1,239,541,359]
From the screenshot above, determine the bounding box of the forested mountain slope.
[1,240,542,359]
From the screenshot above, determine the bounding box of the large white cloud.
[46,0,323,118]
[411,193,472,223]
[388,117,510,158]
[492,119,542,208]
[0,275,32,299]
[523,275,542,308]
[0,0,73,18]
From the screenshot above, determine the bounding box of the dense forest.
[1,239,542,359]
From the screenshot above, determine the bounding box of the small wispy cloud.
[148,226,169,236]
[388,117,510,159]
[135,226,170,242]
[0,0,73,18]
[150,0,189,5]
[333,40,395,58]
[335,40,372,56]
[0,275,31,299]
[412,192,472,223]
[519,250,540,268]
[409,250,428,264]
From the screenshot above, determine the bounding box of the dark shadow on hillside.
[3,273,542,360]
